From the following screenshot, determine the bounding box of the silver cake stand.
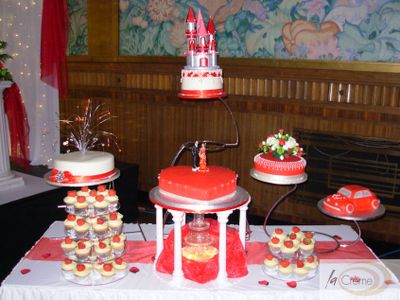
[318,199,385,248]
[250,169,340,254]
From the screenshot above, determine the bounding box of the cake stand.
[149,186,251,286]
[250,169,340,254]
[43,169,120,188]
[317,199,385,247]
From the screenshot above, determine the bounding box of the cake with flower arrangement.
[252,129,307,184]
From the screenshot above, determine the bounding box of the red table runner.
[25,237,376,263]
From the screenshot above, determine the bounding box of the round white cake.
[180,69,223,91]
[51,151,115,184]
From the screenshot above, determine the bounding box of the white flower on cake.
[258,129,303,160]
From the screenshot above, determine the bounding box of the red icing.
[67,214,76,221]
[97,218,104,224]
[109,212,117,220]
[158,166,237,201]
[254,153,306,176]
[81,186,89,192]
[77,264,85,271]
[96,195,104,202]
[67,190,77,197]
[112,235,120,242]
[108,189,116,196]
[97,185,106,192]
[89,190,97,196]
[275,228,283,234]
[103,263,112,271]
[77,196,85,203]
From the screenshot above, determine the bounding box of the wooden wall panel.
[62,61,400,243]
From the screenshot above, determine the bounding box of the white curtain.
[0,0,60,167]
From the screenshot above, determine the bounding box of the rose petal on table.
[287,281,297,288]
[20,269,31,275]
[333,235,342,240]
[42,253,51,259]
[258,280,269,286]
[385,279,395,285]
[129,266,140,273]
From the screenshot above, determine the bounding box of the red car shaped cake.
[323,185,380,216]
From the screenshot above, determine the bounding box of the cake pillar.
[155,204,164,260]
[0,81,24,191]
[239,202,249,249]
[169,209,184,281]
[217,210,232,284]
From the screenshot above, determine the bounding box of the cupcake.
[74,263,92,278]
[281,240,297,259]
[74,196,88,216]
[61,258,76,278]
[290,226,304,240]
[77,186,90,197]
[106,189,119,212]
[93,217,109,239]
[288,233,300,248]
[111,234,125,256]
[95,241,112,260]
[108,212,123,234]
[99,263,115,277]
[293,260,309,280]
[75,240,91,261]
[272,228,286,240]
[94,195,108,215]
[299,238,315,257]
[74,219,89,239]
[61,237,77,256]
[278,260,293,279]
[304,255,319,276]
[304,232,315,244]
[112,258,128,274]
[268,237,282,255]
[63,190,77,214]
[263,254,279,275]
[64,214,77,237]
[86,189,97,216]
[97,185,108,197]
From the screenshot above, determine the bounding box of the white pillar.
[239,202,249,249]
[0,81,24,191]
[169,209,184,281]
[155,205,163,260]
[217,210,232,284]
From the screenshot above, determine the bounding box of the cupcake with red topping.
[63,190,77,214]
[268,236,282,255]
[94,241,112,260]
[74,263,92,278]
[97,185,108,197]
[75,240,92,261]
[108,212,123,235]
[105,189,119,212]
[111,234,125,256]
[77,186,91,197]
[304,255,319,276]
[263,254,279,275]
[99,263,115,277]
[299,237,315,257]
[61,237,77,256]
[303,231,315,244]
[112,258,128,275]
[290,226,304,240]
[288,232,300,248]
[278,260,293,279]
[74,219,89,239]
[93,217,109,239]
[272,228,286,241]
[281,240,297,259]
[64,214,77,237]
[94,195,108,215]
[293,260,309,280]
[61,258,76,277]
[74,196,88,216]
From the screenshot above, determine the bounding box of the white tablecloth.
[1,222,398,300]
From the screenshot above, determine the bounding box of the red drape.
[40,0,69,97]
[3,83,30,169]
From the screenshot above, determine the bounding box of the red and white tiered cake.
[178,7,226,99]
[251,130,307,184]
[159,166,237,201]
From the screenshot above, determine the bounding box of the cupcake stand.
[149,186,251,286]
[44,169,133,285]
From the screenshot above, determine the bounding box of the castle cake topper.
[178,7,226,99]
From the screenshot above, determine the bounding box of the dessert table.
[1,222,398,300]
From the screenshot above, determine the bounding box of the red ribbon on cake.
[49,169,116,183]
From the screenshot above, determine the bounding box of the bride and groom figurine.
[192,141,209,172]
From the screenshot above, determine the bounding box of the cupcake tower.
[263,226,319,280]
[60,185,128,282]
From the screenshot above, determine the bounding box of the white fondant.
[180,69,223,91]
[53,151,114,176]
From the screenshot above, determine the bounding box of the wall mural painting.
[119,0,400,62]
[67,0,88,56]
